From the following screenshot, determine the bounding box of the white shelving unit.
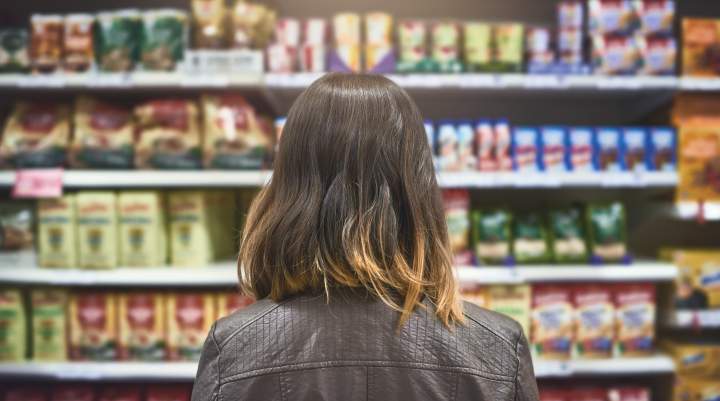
[533,355,676,378]
[666,309,720,329]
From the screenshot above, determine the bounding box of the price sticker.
[12,169,63,198]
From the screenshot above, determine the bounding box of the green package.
[471,210,512,264]
[95,9,140,72]
[0,288,26,361]
[464,22,492,72]
[31,289,67,361]
[140,9,188,71]
[494,23,524,72]
[513,212,551,263]
[0,29,29,73]
[550,208,588,263]
[587,203,627,263]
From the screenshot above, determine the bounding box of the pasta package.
[118,292,167,361]
[192,0,227,48]
[95,10,140,72]
[72,97,134,169]
[0,289,26,361]
[140,9,188,71]
[30,289,68,361]
[1,102,70,168]
[69,292,118,360]
[76,192,118,269]
[167,292,215,361]
[135,99,202,169]
[230,1,276,49]
[37,195,77,268]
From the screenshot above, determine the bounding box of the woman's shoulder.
[212,298,284,346]
[461,301,525,348]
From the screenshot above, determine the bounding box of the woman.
[192,73,538,401]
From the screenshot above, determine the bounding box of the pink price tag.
[12,168,64,198]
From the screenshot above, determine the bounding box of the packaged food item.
[682,19,720,77]
[135,99,202,169]
[333,13,361,45]
[63,14,94,72]
[98,385,142,401]
[140,9,188,71]
[364,12,393,72]
[464,22,492,72]
[167,292,215,360]
[573,285,614,358]
[589,0,638,34]
[72,97,134,169]
[456,120,476,171]
[5,388,47,401]
[608,387,650,401]
[303,18,327,45]
[674,377,720,401]
[488,285,531,337]
[443,190,472,265]
[69,291,117,360]
[495,24,524,72]
[558,1,584,29]
[436,121,459,171]
[622,127,649,172]
[594,127,624,171]
[95,10,141,72]
[558,28,584,68]
[513,212,551,263]
[51,384,95,401]
[216,292,254,318]
[526,27,555,73]
[37,195,77,268]
[0,289,26,361]
[648,127,676,171]
[474,120,496,171]
[0,202,34,266]
[635,0,674,35]
[201,95,273,169]
[512,127,541,172]
[230,1,276,49]
[663,340,720,377]
[471,210,512,265]
[191,0,227,49]
[550,208,587,262]
[432,21,462,73]
[118,292,166,360]
[672,103,720,202]
[0,29,30,73]
[267,42,297,73]
[592,33,641,75]
[670,250,720,309]
[495,120,513,171]
[168,191,212,266]
[567,127,596,171]
[614,284,655,356]
[299,41,327,72]
[30,14,63,73]
[462,286,488,308]
[146,385,192,401]
[638,35,676,76]
[204,190,237,261]
[31,289,67,361]
[571,389,609,401]
[397,20,427,72]
[1,102,70,168]
[541,126,568,172]
[539,389,568,401]
[118,191,166,267]
[531,285,574,360]
[77,192,118,269]
[587,202,627,263]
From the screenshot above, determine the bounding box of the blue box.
[649,127,677,171]
[566,127,597,171]
[594,127,625,171]
[512,127,542,171]
[540,126,569,172]
[621,127,650,172]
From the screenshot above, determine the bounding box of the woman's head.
[239,73,463,326]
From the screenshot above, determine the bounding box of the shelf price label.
[12,169,63,198]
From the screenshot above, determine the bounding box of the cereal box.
[431,21,462,73]
[494,24,524,72]
[462,286,488,309]
[635,0,674,35]
[119,191,167,267]
[31,289,67,361]
[167,292,215,360]
[76,192,118,269]
[464,22,492,71]
[671,250,720,309]
[436,122,459,171]
[37,195,77,268]
[622,127,649,172]
[649,127,676,172]
[541,126,568,172]
[594,127,624,171]
[558,1,584,29]
[216,292,254,318]
[512,127,541,172]
[488,285,531,337]
[146,385,192,401]
[573,285,614,359]
[591,33,642,75]
[674,377,720,401]
[567,127,596,171]
[589,0,638,34]
[168,191,212,266]
[662,340,720,377]
[638,35,676,76]
[51,384,94,401]
[69,292,117,360]
[614,284,655,356]
[457,120,476,171]
[397,20,427,73]
[98,385,142,401]
[682,19,720,77]
[531,285,574,359]
[0,289,26,361]
[118,292,166,361]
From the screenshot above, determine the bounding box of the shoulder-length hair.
[238,73,463,326]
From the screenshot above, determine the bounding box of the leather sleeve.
[514,331,540,401]
[191,323,220,401]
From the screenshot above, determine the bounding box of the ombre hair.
[238,73,463,326]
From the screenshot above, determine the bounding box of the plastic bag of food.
[443,189,472,265]
[140,9,188,71]
[1,102,70,168]
[72,97,134,169]
[0,29,30,73]
[230,1,276,49]
[587,202,627,263]
[471,209,512,265]
[64,14,95,72]
[30,14,63,73]
[95,10,140,72]
[0,202,34,267]
[550,208,587,263]
[135,99,202,169]
[513,212,551,263]
[191,0,227,48]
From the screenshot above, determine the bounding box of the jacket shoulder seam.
[512,331,521,401]
[462,311,517,348]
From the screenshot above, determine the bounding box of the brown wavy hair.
[238,73,463,326]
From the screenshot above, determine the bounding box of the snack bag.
[443,190,472,265]
[670,250,720,309]
[77,192,118,269]
[436,121,459,171]
[573,285,614,358]
[550,208,587,263]
[531,285,574,360]
[592,33,641,75]
[513,212,551,263]
[397,20,427,72]
[0,29,30,73]
[140,9,188,71]
[634,0,675,35]
[462,286,488,308]
[31,289,68,361]
[587,202,627,263]
[95,10,140,72]
[622,127,649,172]
[72,97,134,169]
[495,24,524,72]
[37,195,77,268]
[512,127,541,172]
[216,292,254,318]
[1,102,70,168]
[63,14,94,72]
[471,210,512,265]
[52,385,95,401]
[488,285,531,337]
[167,292,215,360]
[589,0,639,34]
[69,292,118,360]
[541,126,568,172]
[566,127,596,171]
[648,127,676,171]
[30,14,63,73]
[614,284,655,356]
[464,22,492,71]
[146,385,192,401]
[0,289,26,361]
[0,202,35,266]
[594,127,624,171]
[98,385,142,401]
[202,95,273,169]
[230,1,276,49]
[118,292,166,360]
[118,191,167,267]
[135,99,202,169]
[431,21,462,73]
[168,191,212,266]
[191,0,227,49]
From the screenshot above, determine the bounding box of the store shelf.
[0,72,264,89]
[533,355,676,377]
[435,171,677,188]
[665,309,720,329]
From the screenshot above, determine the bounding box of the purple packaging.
[512,127,542,172]
[567,127,596,171]
[541,126,568,172]
[649,126,676,171]
[621,127,650,172]
[437,121,459,171]
[558,1,585,29]
[456,120,476,171]
[594,127,625,171]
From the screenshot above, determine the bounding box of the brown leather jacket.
[192,293,539,401]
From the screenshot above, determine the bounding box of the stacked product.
[539,387,651,401]
[1,384,192,401]
[683,18,720,77]
[191,0,275,50]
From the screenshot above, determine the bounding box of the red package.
[442,190,472,265]
[51,384,95,401]
[98,385,142,401]
[608,387,651,401]
[6,387,48,401]
[571,388,608,401]
[539,388,568,401]
[146,384,192,401]
[531,285,574,360]
[573,285,614,358]
[613,284,656,356]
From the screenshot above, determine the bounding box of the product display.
[0,102,71,168]
[134,100,202,170]
[0,384,192,401]
[0,201,34,266]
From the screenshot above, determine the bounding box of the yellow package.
[167,292,215,360]
[77,192,118,269]
[118,292,166,361]
[118,192,167,267]
[0,288,26,361]
[614,284,655,357]
[671,249,720,309]
[134,100,202,169]
[461,286,488,308]
[663,340,720,377]
[488,285,531,338]
[573,285,614,359]
[216,292,254,318]
[37,195,77,268]
[69,291,118,361]
[675,376,720,401]
[0,102,70,168]
[169,191,212,266]
[31,289,67,361]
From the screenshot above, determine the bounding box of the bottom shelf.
[0,356,675,381]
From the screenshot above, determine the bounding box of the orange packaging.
[573,285,614,359]
[118,292,166,361]
[531,285,574,360]
[167,292,215,360]
[682,19,720,77]
[69,292,118,361]
[216,292,254,318]
[614,284,655,357]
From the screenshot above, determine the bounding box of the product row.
[0,97,274,170]
[0,288,253,362]
[0,384,192,401]
[539,387,650,401]
[667,249,720,311]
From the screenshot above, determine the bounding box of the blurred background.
[0,0,719,400]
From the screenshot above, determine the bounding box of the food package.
[230,1,276,49]
[274,18,300,47]
[674,377,720,401]
[488,285,531,337]
[191,0,227,49]
[526,27,555,72]
[495,120,513,171]
[268,43,296,72]
[541,126,568,172]
[589,0,639,34]
[512,127,541,172]
[118,192,167,267]
[135,99,202,169]
[140,9,188,71]
[531,285,574,360]
[436,122,459,171]
[97,385,142,401]
[30,14,63,73]
[37,196,77,268]
[567,127,596,171]
[77,192,118,269]
[63,14,95,72]
[72,97,134,169]
[146,385,192,401]
[95,10,141,72]
[443,190,472,265]
[431,21,462,73]
[397,20,427,72]
[558,28,584,64]
[638,35,676,76]
[572,389,609,401]
[69,292,118,360]
[364,13,393,72]
[495,24,524,72]
[304,18,327,45]
[462,286,488,308]
[168,191,212,266]
[513,212,551,263]
[634,0,675,35]
[204,190,237,260]
[614,284,655,356]
[167,292,215,361]
[0,289,26,361]
[1,102,70,168]
[471,210,512,265]
[594,127,624,171]
[0,202,34,266]
[333,13,361,46]
[622,127,649,172]
[118,292,167,360]
[464,22,492,72]
[475,120,496,171]
[573,285,614,358]
[550,208,587,262]
[51,384,95,401]
[592,33,641,75]
[558,1,584,29]
[0,29,30,73]
[648,127,676,171]
[299,43,326,72]
[587,202,627,263]
[670,250,720,309]
[216,292,254,318]
[682,19,720,77]
[662,340,720,377]
[456,120,476,171]
[31,289,68,361]
[609,388,651,401]
[202,95,273,169]
[5,388,47,401]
